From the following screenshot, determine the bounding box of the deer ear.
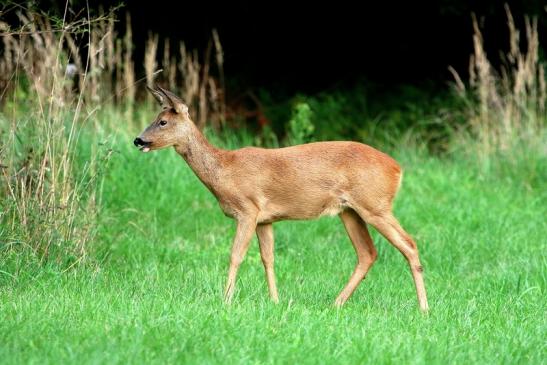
[146,85,167,106]
[157,86,189,116]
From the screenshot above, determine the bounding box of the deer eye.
[159,120,167,126]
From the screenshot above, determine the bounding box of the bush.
[286,102,315,145]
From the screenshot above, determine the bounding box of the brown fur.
[137,87,429,311]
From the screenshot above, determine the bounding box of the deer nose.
[134,137,149,147]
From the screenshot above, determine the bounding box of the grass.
[1,116,545,364]
[0,6,545,363]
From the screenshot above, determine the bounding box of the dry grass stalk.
[174,36,225,130]
[88,24,100,101]
[162,38,177,91]
[65,33,84,92]
[114,38,124,103]
[0,10,226,123]
[449,5,545,157]
[212,29,226,126]
[0,8,228,267]
[0,9,111,265]
[123,12,135,105]
[144,32,159,101]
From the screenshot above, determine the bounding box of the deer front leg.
[256,223,279,303]
[224,216,257,303]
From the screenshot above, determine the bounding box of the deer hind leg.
[335,209,378,307]
[256,223,279,303]
[356,208,429,312]
[224,216,257,304]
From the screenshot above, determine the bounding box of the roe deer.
[134,86,429,312]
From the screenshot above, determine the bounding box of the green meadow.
[1,109,545,363]
[1,5,545,364]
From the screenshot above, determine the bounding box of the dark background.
[15,0,547,96]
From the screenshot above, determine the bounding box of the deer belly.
[257,195,346,223]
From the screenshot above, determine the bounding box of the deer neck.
[174,123,224,192]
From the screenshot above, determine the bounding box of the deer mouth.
[134,137,152,152]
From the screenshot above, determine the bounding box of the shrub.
[286,101,315,145]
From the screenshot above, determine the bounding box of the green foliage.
[286,101,315,145]
[304,92,361,141]
[258,84,467,151]
[1,134,545,363]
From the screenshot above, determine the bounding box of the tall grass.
[0,6,226,270]
[0,9,105,270]
[0,6,226,119]
[448,5,545,181]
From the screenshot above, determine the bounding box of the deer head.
[134,86,192,152]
